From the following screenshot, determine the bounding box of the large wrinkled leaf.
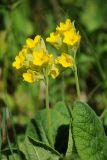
[20,137,62,160]
[72,101,107,160]
[26,102,71,152]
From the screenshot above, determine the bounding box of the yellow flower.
[46,32,62,47]
[46,32,60,43]
[33,49,52,66]
[23,69,36,83]
[21,47,28,55]
[50,67,59,79]
[26,38,35,49]
[63,30,81,46]
[26,35,41,49]
[56,19,73,33]
[34,35,41,44]
[55,53,74,68]
[12,51,25,69]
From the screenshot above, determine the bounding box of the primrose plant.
[12,19,107,160]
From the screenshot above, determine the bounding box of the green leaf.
[26,102,71,154]
[1,149,25,160]
[20,137,62,160]
[72,101,107,160]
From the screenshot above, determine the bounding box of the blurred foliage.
[0,0,107,139]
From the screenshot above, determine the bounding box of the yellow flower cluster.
[13,33,74,83]
[13,19,80,83]
[46,19,81,48]
[12,35,52,83]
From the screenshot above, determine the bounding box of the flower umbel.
[13,35,53,83]
[46,19,81,50]
[13,19,80,83]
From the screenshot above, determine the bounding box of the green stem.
[61,73,65,102]
[73,49,81,100]
[45,71,53,146]
[74,62,80,100]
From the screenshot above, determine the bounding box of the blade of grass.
[3,91,22,160]
[3,64,22,160]
[1,107,6,158]
[8,109,23,160]
[0,107,3,159]
[2,108,16,160]
[3,72,22,160]
[6,128,16,160]
[0,129,2,159]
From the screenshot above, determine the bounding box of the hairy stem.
[45,71,53,146]
[62,72,65,102]
[73,49,81,100]
[74,62,80,100]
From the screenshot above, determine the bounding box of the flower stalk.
[73,49,80,100]
[62,73,65,102]
[74,62,80,100]
[45,70,53,146]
